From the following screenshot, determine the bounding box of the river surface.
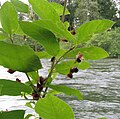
[0,59,120,119]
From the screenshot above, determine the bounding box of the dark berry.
[62,39,68,42]
[51,56,55,62]
[38,76,44,85]
[70,68,74,73]
[67,73,73,78]
[7,69,15,74]
[71,29,76,35]
[32,93,40,100]
[37,83,43,92]
[16,78,21,82]
[76,58,81,63]
[73,67,79,73]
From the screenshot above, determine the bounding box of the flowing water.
[0,59,120,119]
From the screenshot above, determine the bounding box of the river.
[0,59,120,119]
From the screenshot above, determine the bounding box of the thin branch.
[61,0,68,22]
[25,73,37,93]
[9,34,14,44]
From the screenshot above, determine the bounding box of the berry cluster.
[32,76,44,100]
[67,53,84,78]
[67,67,78,78]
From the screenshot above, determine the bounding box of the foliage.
[0,0,114,119]
[75,0,101,25]
[87,27,120,58]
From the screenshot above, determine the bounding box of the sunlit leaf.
[49,84,83,100]
[0,79,32,96]
[28,71,39,84]
[11,0,29,13]
[77,61,90,70]
[35,51,51,59]
[77,19,115,43]
[34,20,76,42]
[0,41,42,72]
[0,32,8,40]
[55,61,75,75]
[35,94,74,119]
[65,46,109,60]
[0,2,19,34]
[50,2,70,16]
[29,0,60,22]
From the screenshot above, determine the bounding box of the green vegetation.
[87,28,120,58]
[0,0,116,119]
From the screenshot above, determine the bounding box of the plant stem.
[43,46,75,97]
[61,0,67,22]
[9,34,14,44]
[25,73,37,93]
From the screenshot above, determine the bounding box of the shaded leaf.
[35,94,74,119]
[0,2,19,34]
[0,110,25,119]
[77,19,115,43]
[20,21,60,56]
[49,84,83,100]
[0,79,32,96]
[0,41,42,72]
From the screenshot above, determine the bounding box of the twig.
[61,0,68,22]
[25,73,37,93]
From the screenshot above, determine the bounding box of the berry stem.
[25,73,37,93]
[9,34,14,44]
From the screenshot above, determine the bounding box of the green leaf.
[0,41,42,72]
[0,32,8,40]
[0,110,25,119]
[28,71,39,84]
[20,21,60,56]
[79,46,109,60]
[35,51,51,59]
[77,19,115,43]
[11,0,29,13]
[65,46,109,60]
[0,79,32,96]
[55,61,75,75]
[49,84,83,100]
[34,20,76,42]
[35,94,74,119]
[0,2,19,34]
[24,114,33,119]
[77,61,90,70]
[29,0,60,22]
[50,2,70,16]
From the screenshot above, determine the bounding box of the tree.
[97,0,117,20]
[75,0,101,25]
